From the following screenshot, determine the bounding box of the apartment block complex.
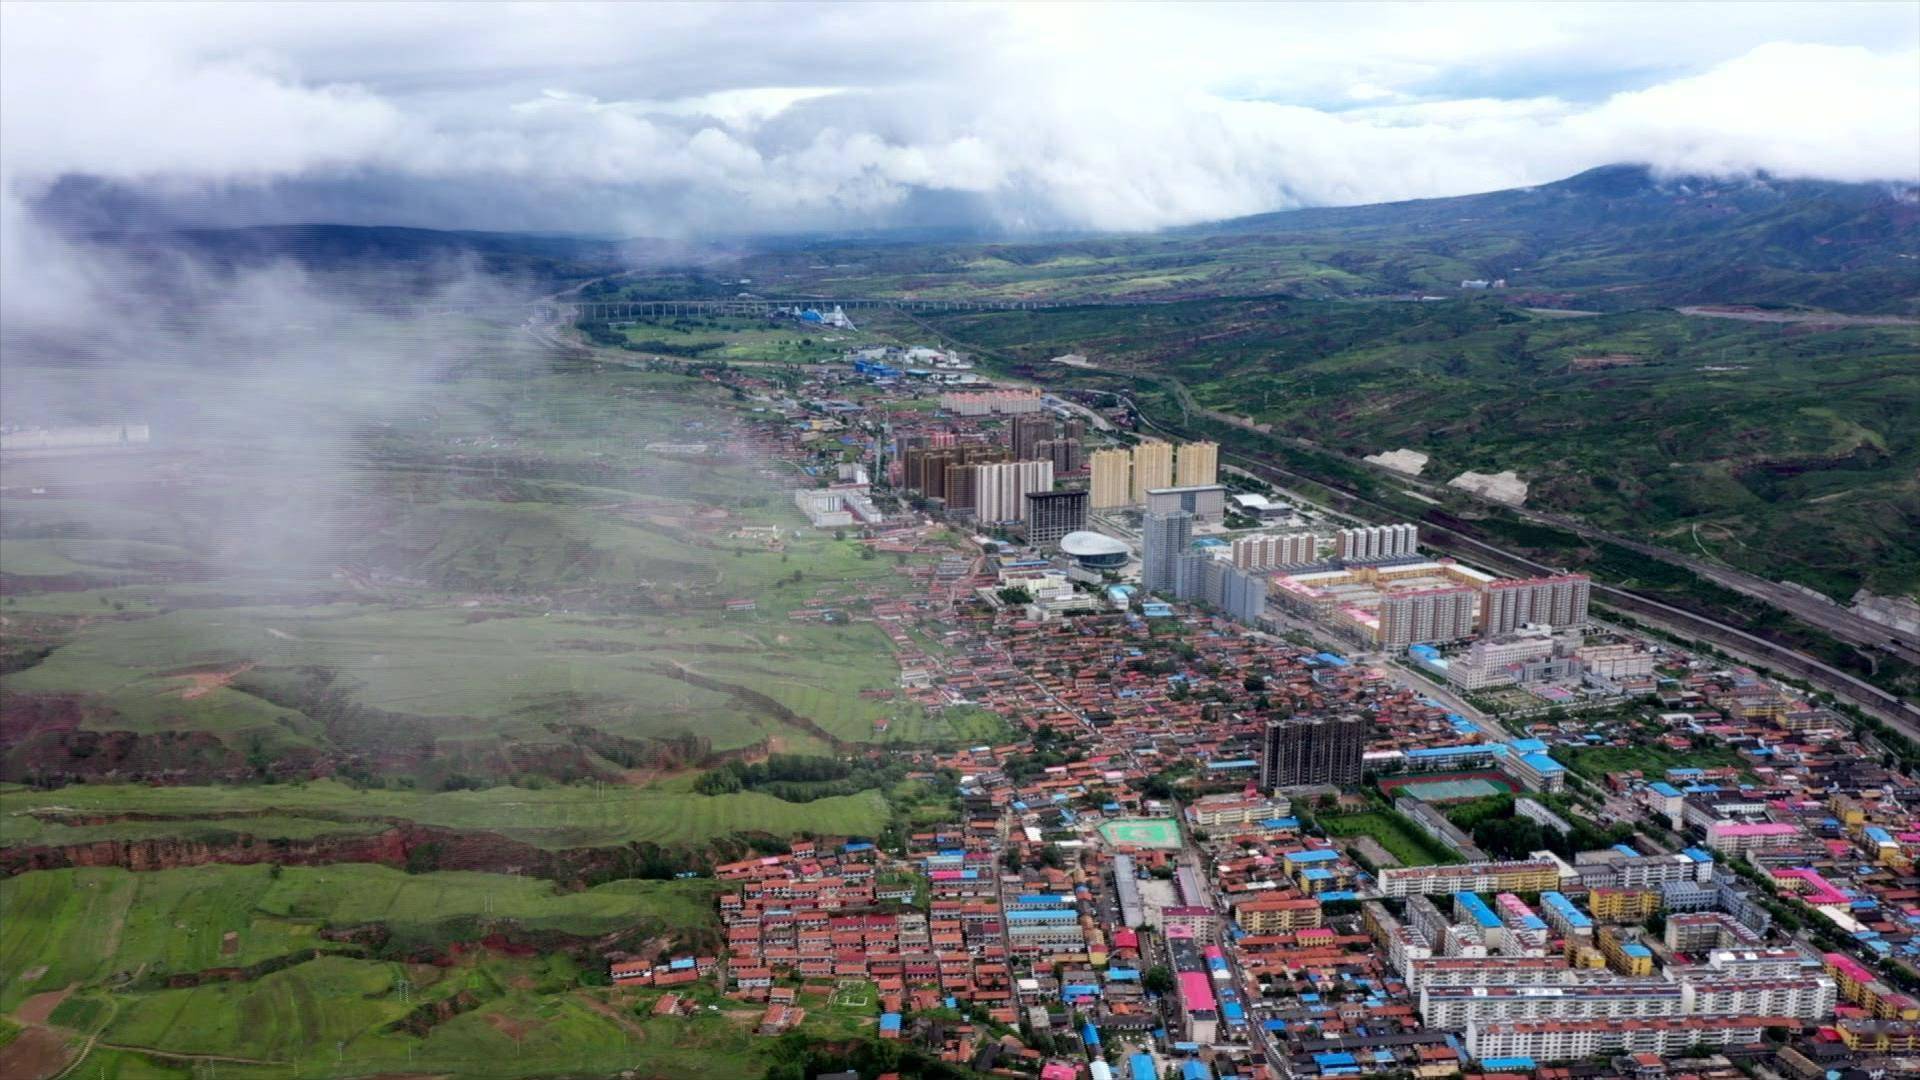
[1261,714,1367,791]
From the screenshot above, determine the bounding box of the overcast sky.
[3,1,1917,238]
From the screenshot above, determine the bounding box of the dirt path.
[13,986,72,1025]
[173,662,256,700]
[1676,305,1918,327]
[97,1045,288,1065]
[574,992,650,1039]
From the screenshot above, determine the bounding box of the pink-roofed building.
[1178,970,1217,1011]
[1774,867,1851,906]
[1704,820,1802,855]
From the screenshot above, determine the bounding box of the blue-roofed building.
[1183,1062,1212,1080]
[1456,892,1502,930]
[1314,1051,1360,1076]
[1286,848,1342,863]
[1403,743,1506,771]
[1507,750,1569,793]
[1481,1058,1536,1071]
[1541,891,1594,937]
[880,1013,902,1035]
[1082,1021,1101,1047]
[1007,908,1079,923]
[1131,1053,1159,1080]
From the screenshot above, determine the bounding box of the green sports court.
[1099,818,1183,848]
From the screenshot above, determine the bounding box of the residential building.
[1479,574,1593,636]
[975,460,1054,524]
[1010,415,1056,461]
[1377,859,1563,898]
[1173,440,1218,487]
[1232,532,1318,570]
[1090,448,1132,509]
[1130,440,1174,502]
[1260,714,1367,791]
[1142,509,1193,595]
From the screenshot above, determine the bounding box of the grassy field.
[1557,743,1747,782]
[0,780,894,851]
[0,864,721,1012]
[1320,810,1463,867]
[38,950,873,1079]
[73,953,793,1079]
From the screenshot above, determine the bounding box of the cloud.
[1,3,1915,238]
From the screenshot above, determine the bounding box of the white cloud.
[0,3,1915,236]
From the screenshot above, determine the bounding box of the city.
[2,4,1915,1080]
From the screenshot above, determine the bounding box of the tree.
[997,586,1033,605]
[1142,965,1175,995]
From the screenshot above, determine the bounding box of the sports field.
[1377,770,1515,803]
[1099,818,1183,849]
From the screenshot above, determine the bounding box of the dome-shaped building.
[1059,530,1131,570]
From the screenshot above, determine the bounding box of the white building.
[975,460,1054,524]
[1465,1017,1766,1062]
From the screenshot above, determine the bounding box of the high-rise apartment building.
[1378,586,1479,646]
[1131,440,1174,503]
[1261,714,1367,791]
[1036,438,1084,475]
[943,463,980,512]
[1025,489,1088,546]
[1010,415,1056,462]
[1190,559,1267,625]
[903,445,1006,501]
[974,460,1054,524]
[1232,533,1319,570]
[1479,574,1592,636]
[1089,448,1132,509]
[1141,509,1193,594]
[1337,523,1419,563]
[1175,441,1219,487]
